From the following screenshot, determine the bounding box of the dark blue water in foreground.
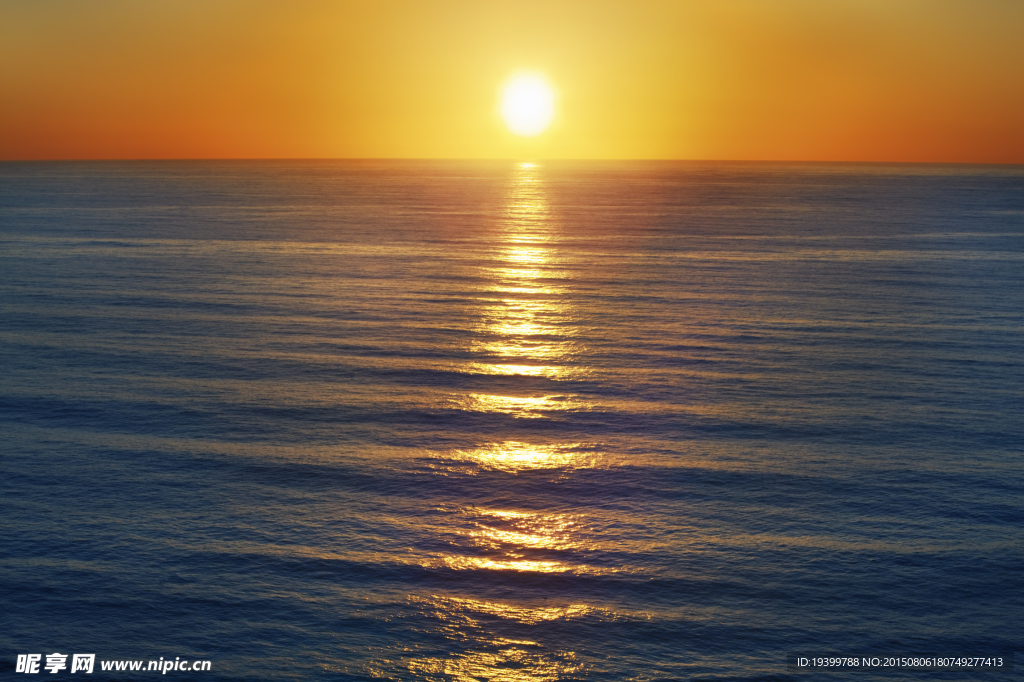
[1,160,1022,681]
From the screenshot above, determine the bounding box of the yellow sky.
[1,0,1022,162]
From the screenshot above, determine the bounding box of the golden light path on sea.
[407,594,596,681]
[462,161,586,420]
[407,163,597,680]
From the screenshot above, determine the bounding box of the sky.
[1,0,1022,162]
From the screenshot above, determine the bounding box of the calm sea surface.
[1,160,1022,681]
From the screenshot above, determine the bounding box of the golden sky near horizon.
[1,0,1022,162]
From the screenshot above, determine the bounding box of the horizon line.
[2,157,1023,167]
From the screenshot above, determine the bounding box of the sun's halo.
[500,74,555,137]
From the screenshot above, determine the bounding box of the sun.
[500,73,556,137]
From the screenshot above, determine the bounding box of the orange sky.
[2,0,1022,162]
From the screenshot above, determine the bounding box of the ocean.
[1,160,1021,680]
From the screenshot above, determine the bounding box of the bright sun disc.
[501,74,555,137]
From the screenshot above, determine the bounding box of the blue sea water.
[0,160,1022,681]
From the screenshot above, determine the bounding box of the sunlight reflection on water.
[408,642,582,682]
[402,595,593,681]
[439,441,596,472]
[418,162,593,678]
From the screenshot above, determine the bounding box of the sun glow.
[500,74,556,137]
